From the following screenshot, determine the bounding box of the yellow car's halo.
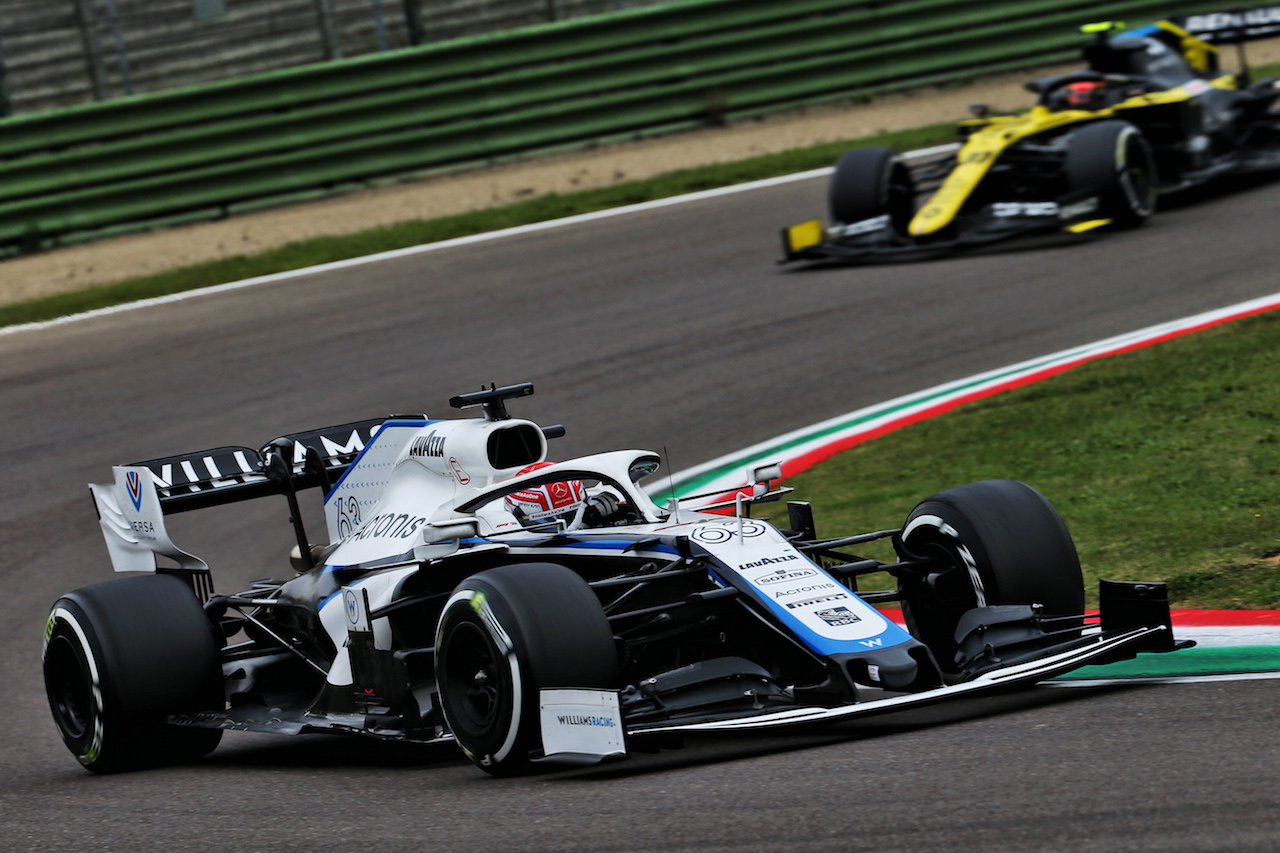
[1080,21,1125,35]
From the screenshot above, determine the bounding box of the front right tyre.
[828,146,916,235]
[435,562,619,776]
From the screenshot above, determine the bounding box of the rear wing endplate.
[90,466,215,597]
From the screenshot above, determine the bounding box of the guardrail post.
[313,0,343,60]
[102,0,134,96]
[370,0,390,52]
[402,0,425,45]
[0,38,11,117]
[74,0,110,101]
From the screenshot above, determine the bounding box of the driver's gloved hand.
[583,493,620,526]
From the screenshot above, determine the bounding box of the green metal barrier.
[0,0,1243,252]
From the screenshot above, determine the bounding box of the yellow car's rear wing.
[1169,7,1280,45]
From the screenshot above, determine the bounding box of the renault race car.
[43,383,1190,776]
[782,8,1280,263]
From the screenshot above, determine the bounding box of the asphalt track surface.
[3,173,1280,852]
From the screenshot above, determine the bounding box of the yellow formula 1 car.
[782,9,1280,263]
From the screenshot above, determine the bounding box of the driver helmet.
[504,462,587,522]
[1065,80,1107,110]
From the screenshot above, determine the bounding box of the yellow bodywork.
[908,36,1233,238]
[909,106,1099,236]
[1153,20,1220,74]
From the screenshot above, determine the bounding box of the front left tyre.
[895,480,1085,674]
[435,562,619,776]
[43,574,224,773]
[828,146,916,235]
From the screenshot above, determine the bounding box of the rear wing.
[1170,7,1280,44]
[89,417,391,595]
[130,417,386,514]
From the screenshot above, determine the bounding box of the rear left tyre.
[43,574,224,773]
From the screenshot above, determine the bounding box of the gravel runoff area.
[4,38,1279,309]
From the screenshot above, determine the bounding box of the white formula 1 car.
[44,383,1189,775]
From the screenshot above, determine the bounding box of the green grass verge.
[772,311,1280,610]
[0,122,955,329]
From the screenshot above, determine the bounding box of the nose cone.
[909,207,948,237]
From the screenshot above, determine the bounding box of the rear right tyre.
[1065,120,1157,227]
[43,574,224,773]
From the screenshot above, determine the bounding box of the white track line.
[2,168,833,336]
[2,143,964,338]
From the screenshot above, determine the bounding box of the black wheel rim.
[441,621,504,736]
[902,533,981,608]
[1130,163,1151,206]
[45,634,92,741]
[1122,137,1154,215]
[899,532,982,672]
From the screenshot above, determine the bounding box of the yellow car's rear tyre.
[1066,121,1157,227]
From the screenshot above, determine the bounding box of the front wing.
[782,200,1112,264]
[170,623,1174,766]
[628,624,1165,735]
[534,623,1173,766]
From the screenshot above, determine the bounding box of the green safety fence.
[0,0,1240,252]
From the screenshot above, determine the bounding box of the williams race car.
[44,383,1189,776]
[782,8,1280,263]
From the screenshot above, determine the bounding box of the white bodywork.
[322,417,549,563]
[310,417,668,687]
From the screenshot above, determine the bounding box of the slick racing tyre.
[897,480,1085,674]
[828,146,916,235]
[435,563,619,776]
[1066,121,1156,228]
[42,574,224,773]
